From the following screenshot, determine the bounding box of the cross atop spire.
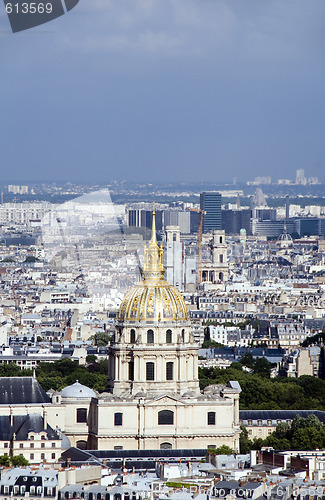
[142,208,164,281]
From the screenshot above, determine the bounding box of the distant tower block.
[201,230,229,283]
[285,195,290,221]
[165,226,183,291]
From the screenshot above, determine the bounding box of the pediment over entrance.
[145,393,187,407]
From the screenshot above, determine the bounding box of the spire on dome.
[143,208,164,281]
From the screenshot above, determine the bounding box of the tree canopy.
[199,365,325,410]
[240,415,325,452]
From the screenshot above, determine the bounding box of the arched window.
[146,362,154,381]
[160,442,172,449]
[220,254,223,263]
[158,410,174,425]
[207,412,216,425]
[130,329,136,343]
[76,408,87,423]
[181,329,185,342]
[147,329,154,344]
[166,329,172,344]
[166,362,173,381]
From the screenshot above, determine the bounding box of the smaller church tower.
[201,230,229,283]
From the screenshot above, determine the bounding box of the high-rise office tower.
[296,169,306,185]
[200,191,222,233]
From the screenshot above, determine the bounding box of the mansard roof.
[0,377,51,405]
[240,409,325,423]
[0,414,59,441]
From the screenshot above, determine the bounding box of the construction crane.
[189,208,205,283]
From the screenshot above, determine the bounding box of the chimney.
[43,407,47,428]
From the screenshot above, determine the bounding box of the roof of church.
[0,377,51,405]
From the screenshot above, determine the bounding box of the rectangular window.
[114,446,123,450]
[166,362,173,381]
[41,442,45,448]
[76,408,87,423]
[41,453,45,460]
[114,412,123,426]
[128,361,134,381]
[208,412,216,425]
[51,454,55,460]
[30,443,34,448]
[52,443,56,448]
[20,443,24,449]
[30,454,34,460]
[4,443,8,448]
[146,362,154,381]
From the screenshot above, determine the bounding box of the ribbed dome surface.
[61,381,96,398]
[118,279,189,323]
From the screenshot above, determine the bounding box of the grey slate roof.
[0,414,59,441]
[0,377,51,405]
[240,410,325,423]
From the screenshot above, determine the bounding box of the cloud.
[53,0,325,65]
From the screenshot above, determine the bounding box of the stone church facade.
[0,212,240,455]
[86,211,240,451]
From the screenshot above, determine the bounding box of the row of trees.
[36,357,109,392]
[240,414,325,452]
[0,455,29,466]
[199,361,325,410]
[0,358,109,392]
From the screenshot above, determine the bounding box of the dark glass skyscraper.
[200,191,222,233]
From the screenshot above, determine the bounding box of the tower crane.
[189,208,205,283]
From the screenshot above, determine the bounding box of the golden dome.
[118,279,189,322]
[118,210,189,323]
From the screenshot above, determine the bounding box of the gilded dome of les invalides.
[118,211,189,323]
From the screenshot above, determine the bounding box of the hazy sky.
[1,0,325,184]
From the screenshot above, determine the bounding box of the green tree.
[0,455,10,466]
[11,455,29,466]
[253,358,272,378]
[90,333,110,346]
[291,427,325,450]
[201,340,225,349]
[239,354,254,369]
[86,354,97,364]
[24,256,39,263]
[208,445,233,455]
[239,425,252,454]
